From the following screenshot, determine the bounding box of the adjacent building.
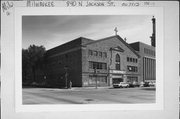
[129,16,156,83]
[130,42,156,83]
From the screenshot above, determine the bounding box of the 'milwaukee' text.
[27,0,54,7]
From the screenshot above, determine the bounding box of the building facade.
[130,42,156,83]
[82,35,140,87]
[44,35,142,88]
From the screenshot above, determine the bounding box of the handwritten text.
[27,0,54,7]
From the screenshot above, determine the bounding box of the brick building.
[44,35,141,88]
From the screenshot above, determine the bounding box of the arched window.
[115,54,121,70]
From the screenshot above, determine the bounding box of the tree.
[22,49,31,84]
[22,45,46,85]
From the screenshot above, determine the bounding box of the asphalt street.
[23,87,155,104]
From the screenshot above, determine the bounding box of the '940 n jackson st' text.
[66,1,115,7]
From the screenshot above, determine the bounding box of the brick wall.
[82,36,140,86]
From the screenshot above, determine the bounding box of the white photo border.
[15,7,164,112]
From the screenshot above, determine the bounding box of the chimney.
[150,16,156,47]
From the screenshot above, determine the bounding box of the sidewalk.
[22,86,114,92]
[72,86,112,90]
[23,86,156,92]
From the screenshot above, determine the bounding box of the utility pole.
[64,66,68,89]
[94,67,98,89]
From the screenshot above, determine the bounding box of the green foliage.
[22,45,46,86]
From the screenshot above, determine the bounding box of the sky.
[22,15,153,50]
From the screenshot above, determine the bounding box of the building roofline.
[46,35,140,58]
[46,37,94,53]
[84,35,117,45]
[130,41,154,47]
[85,35,140,58]
[116,35,140,58]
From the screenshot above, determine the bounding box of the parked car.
[149,82,156,87]
[143,82,150,87]
[113,82,129,88]
[128,83,134,88]
[128,82,140,88]
[140,82,145,87]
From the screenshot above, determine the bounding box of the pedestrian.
[69,80,72,89]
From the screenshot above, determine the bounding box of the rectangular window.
[97,63,101,69]
[127,57,129,62]
[99,51,102,57]
[94,51,98,56]
[133,58,135,63]
[127,65,138,72]
[88,50,93,56]
[130,58,132,62]
[89,61,107,70]
[93,62,97,69]
[135,59,138,63]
